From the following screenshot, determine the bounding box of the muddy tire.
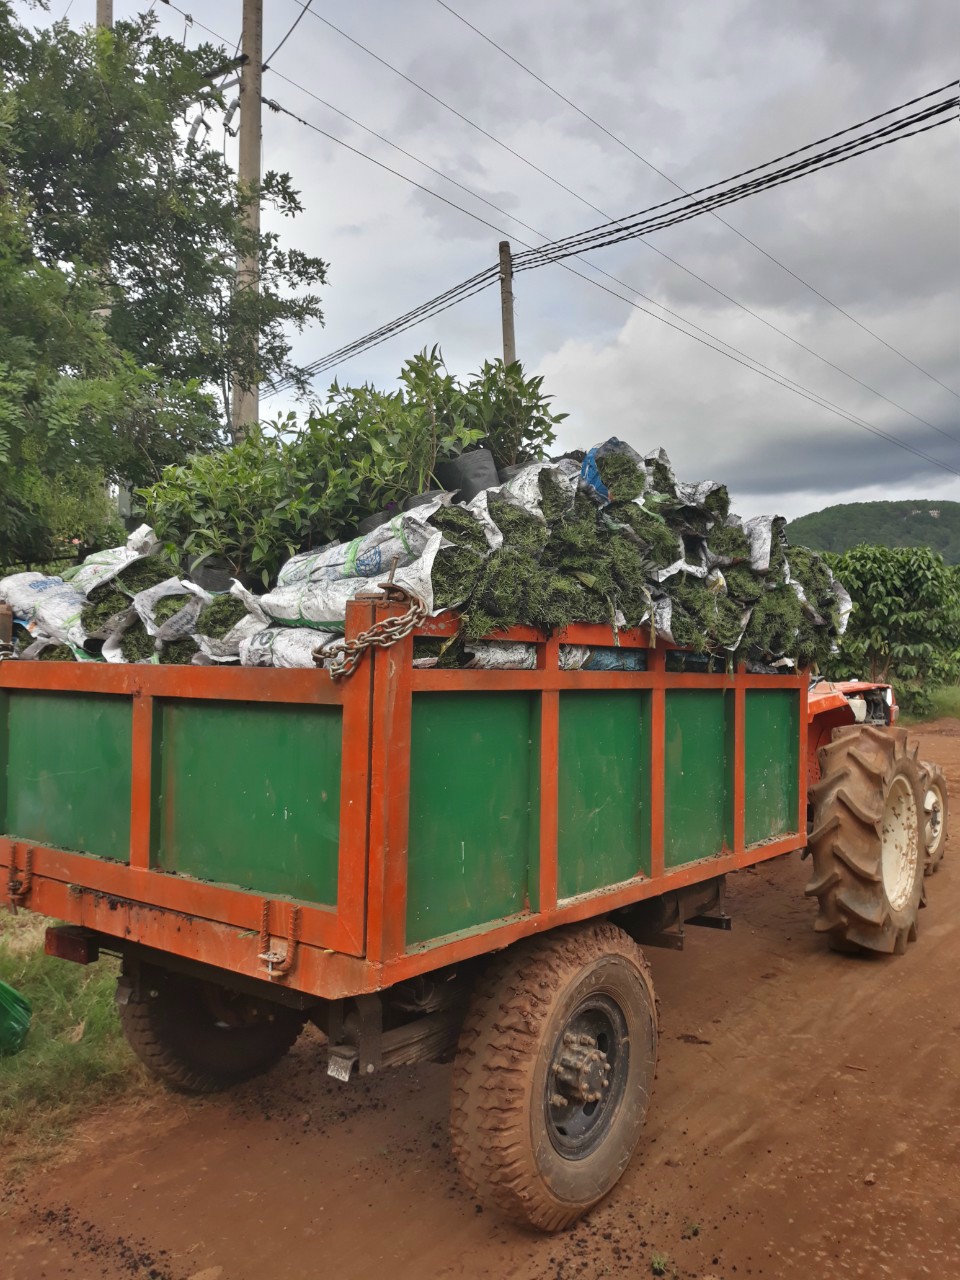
[449,922,658,1232]
[118,967,305,1094]
[805,726,925,955]
[919,761,948,875]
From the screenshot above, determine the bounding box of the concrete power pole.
[230,0,264,439]
[498,240,517,366]
[96,0,134,520]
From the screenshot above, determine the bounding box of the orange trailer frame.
[1,596,810,1003]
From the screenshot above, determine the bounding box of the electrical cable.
[263,0,313,70]
[263,68,959,445]
[434,0,960,401]
[513,99,958,267]
[263,93,960,482]
[160,0,959,426]
[152,1,960,472]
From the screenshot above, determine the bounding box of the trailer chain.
[318,583,427,680]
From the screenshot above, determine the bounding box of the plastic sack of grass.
[742,515,788,577]
[0,573,90,649]
[0,980,31,1056]
[495,457,580,521]
[705,515,755,569]
[580,439,647,506]
[461,642,593,670]
[261,505,444,628]
[644,447,678,497]
[428,500,503,612]
[134,578,208,639]
[578,646,648,671]
[69,524,160,595]
[240,625,337,668]
[192,583,269,661]
[102,616,158,664]
[20,635,78,661]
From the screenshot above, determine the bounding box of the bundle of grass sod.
[80,555,175,634]
[115,619,200,665]
[196,593,248,638]
[418,446,843,669]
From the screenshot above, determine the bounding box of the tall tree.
[2,6,327,421]
[0,5,328,562]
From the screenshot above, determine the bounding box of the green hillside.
[785,500,960,563]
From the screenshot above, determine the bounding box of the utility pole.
[498,240,517,366]
[230,0,263,439]
[96,0,133,520]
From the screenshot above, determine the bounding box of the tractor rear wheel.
[449,922,658,1232]
[806,726,925,955]
[118,966,305,1094]
[919,760,948,875]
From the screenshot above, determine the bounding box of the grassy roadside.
[0,914,147,1179]
[898,685,960,727]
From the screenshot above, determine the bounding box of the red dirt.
[3,721,959,1280]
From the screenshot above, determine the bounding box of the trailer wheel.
[919,761,948,875]
[118,967,305,1094]
[450,922,657,1232]
[805,726,925,955]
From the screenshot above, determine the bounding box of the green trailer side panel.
[745,690,800,845]
[155,700,341,903]
[664,690,731,866]
[558,691,650,898]
[3,691,131,859]
[407,693,535,945]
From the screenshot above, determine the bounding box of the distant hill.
[785,500,960,563]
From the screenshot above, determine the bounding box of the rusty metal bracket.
[7,845,34,914]
[257,900,301,980]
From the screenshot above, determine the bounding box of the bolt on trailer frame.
[0,594,809,1002]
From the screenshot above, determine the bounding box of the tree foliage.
[142,352,563,584]
[3,7,327,415]
[787,500,960,564]
[827,543,960,713]
[0,5,327,563]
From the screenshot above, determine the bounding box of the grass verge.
[0,914,146,1178]
[898,685,960,726]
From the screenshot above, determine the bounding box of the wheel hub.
[551,1032,612,1106]
[880,773,920,912]
[925,787,943,851]
[544,995,630,1160]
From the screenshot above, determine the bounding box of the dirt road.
[3,721,959,1280]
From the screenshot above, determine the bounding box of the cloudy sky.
[46,0,960,519]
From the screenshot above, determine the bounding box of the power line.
[513,99,958,267]
[266,89,958,445]
[263,94,960,482]
[151,2,960,473]
[263,69,958,447]
[262,98,514,241]
[161,0,960,434]
[434,0,960,402]
[263,0,313,70]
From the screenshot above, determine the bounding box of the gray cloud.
[35,0,960,518]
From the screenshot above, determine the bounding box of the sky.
[37,0,960,520]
